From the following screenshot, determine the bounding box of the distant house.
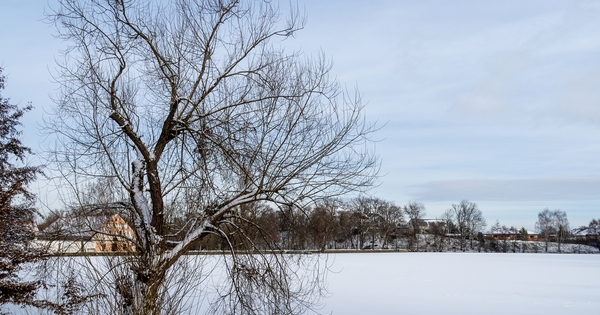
[407,219,446,234]
[37,213,136,254]
[485,229,539,241]
[572,227,599,241]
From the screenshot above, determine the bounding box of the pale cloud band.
[413,178,600,202]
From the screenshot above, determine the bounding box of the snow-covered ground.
[5,252,599,314]
[320,253,600,315]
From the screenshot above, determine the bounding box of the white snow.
[4,253,599,314]
[320,253,600,315]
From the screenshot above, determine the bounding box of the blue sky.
[2,0,600,229]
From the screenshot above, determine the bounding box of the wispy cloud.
[412,177,600,201]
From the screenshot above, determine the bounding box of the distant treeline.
[41,197,599,253]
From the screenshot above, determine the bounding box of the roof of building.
[572,228,600,236]
[41,213,127,240]
[485,230,537,235]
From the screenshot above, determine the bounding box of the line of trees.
[44,191,598,256]
[37,186,600,257]
[158,199,599,254]
[40,194,492,253]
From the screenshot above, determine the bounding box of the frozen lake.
[321,253,600,315]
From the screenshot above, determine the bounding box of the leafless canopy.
[536,208,569,253]
[444,200,486,251]
[46,0,378,314]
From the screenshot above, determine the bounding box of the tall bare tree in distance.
[47,0,378,314]
[553,210,569,253]
[536,208,554,252]
[403,201,425,251]
[444,200,486,251]
[535,208,569,253]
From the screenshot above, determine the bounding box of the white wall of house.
[32,239,96,254]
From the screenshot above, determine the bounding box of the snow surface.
[4,253,599,315]
[320,253,600,315]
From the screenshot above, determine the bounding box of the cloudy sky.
[2,0,600,229]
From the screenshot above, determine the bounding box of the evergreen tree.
[0,67,44,311]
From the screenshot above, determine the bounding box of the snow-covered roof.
[409,219,446,227]
[486,230,537,235]
[572,228,599,236]
[422,220,445,228]
[41,214,118,239]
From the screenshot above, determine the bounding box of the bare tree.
[588,219,600,249]
[519,227,528,253]
[403,202,425,251]
[373,199,402,249]
[335,208,357,249]
[78,178,127,206]
[349,197,400,249]
[535,208,569,253]
[553,210,569,253]
[444,200,486,251]
[508,226,519,253]
[589,219,600,234]
[490,220,501,234]
[309,200,339,251]
[535,208,553,252]
[428,219,447,252]
[432,210,458,251]
[349,197,378,249]
[46,0,377,314]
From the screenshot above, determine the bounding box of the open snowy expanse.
[320,253,600,315]
[5,252,599,314]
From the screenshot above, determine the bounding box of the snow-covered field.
[6,252,600,314]
[320,253,600,315]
